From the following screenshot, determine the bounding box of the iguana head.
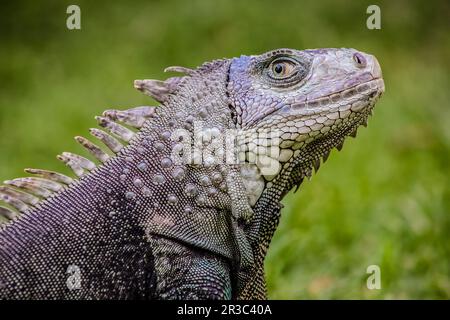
[227,48,384,203]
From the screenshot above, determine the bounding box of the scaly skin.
[0,48,384,299]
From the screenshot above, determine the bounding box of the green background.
[0,0,449,299]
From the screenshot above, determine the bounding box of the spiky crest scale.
[0,104,159,223]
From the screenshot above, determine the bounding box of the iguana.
[0,48,384,299]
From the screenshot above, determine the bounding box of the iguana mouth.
[276,77,385,119]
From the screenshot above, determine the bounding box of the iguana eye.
[270,59,296,79]
[262,56,308,88]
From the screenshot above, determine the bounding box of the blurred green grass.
[0,0,449,299]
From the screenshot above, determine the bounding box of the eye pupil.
[274,64,284,74]
[353,53,366,67]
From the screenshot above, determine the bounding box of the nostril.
[353,52,367,68]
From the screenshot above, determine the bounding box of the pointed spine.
[103,106,155,129]
[0,185,40,205]
[164,66,194,75]
[75,136,110,163]
[313,158,321,172]
[24,168,74,185]
[57,152,96,177]
[89,128,124,154]
[4,180,52,198]
[0,193,29,213]
[0,206,17,221]
[95,116,135,142]
[6,177,63,192]
[322,150,330,163]
[134,79,171,103]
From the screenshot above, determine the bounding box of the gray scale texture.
[0,48,384,299]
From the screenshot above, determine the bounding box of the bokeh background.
[0,0,449,299]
